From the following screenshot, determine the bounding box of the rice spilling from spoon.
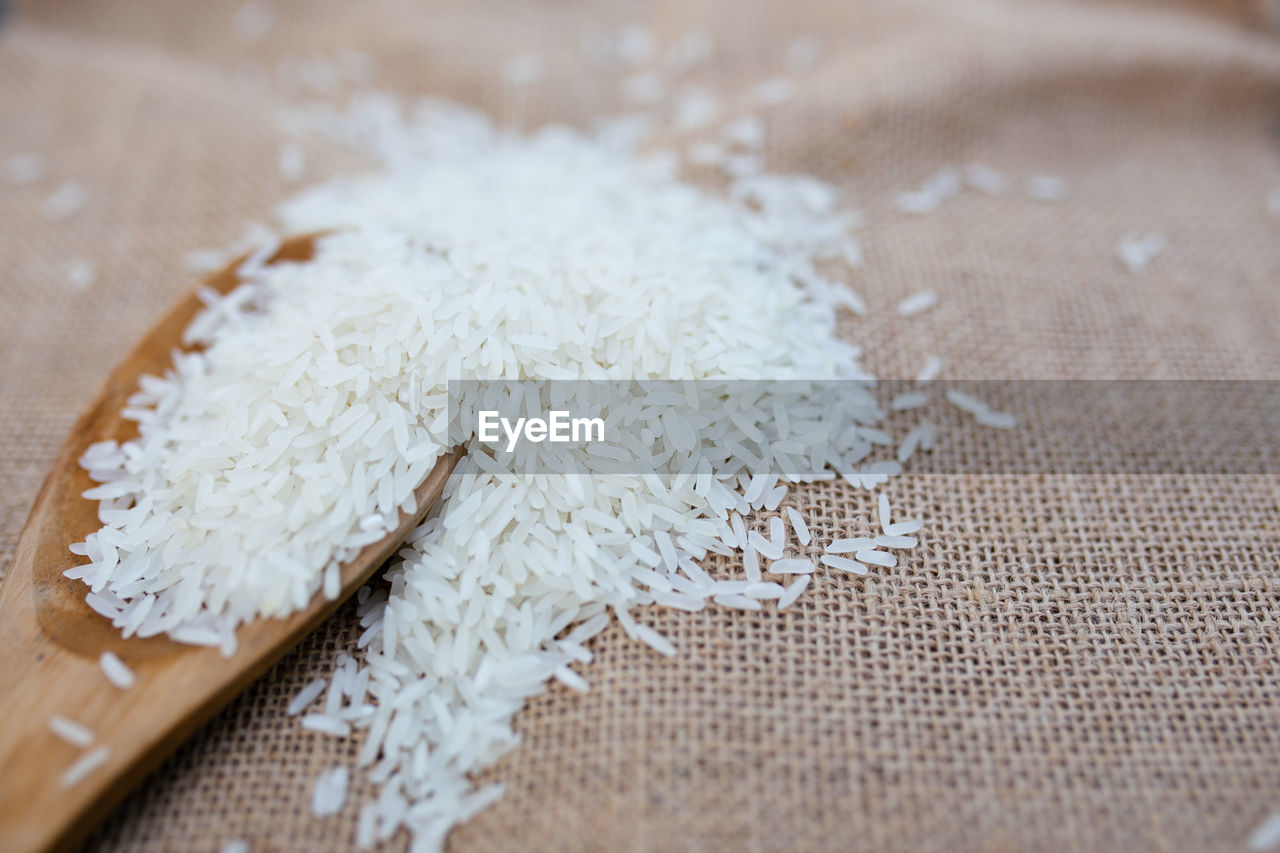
[71,100,925,849]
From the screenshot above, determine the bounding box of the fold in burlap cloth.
[2,0,1279,850]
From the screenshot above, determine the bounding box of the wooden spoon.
[0,235,462,853]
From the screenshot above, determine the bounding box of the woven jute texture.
[3,0,1280,850]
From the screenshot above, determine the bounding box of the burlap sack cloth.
[3,0,1280,850]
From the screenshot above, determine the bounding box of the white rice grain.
[855,549,896,568]
[769,516,786,550]
[785,507,811,547]
[289,676,327,712]
[1250,811,1280,851]
[777,576,809,609]
[896,291,938,317]
[42,181,88,220]
[99,651,135,689]
[1116,233,1166,274]
[743,542,761,583]
[278,142,306,182]
[68,258,97,291]
[301,714,352,737]
[819,554,867,575]
[826,537,876,554]
[895,167,960,214]
[744,581,786,599]
[916,355,942,383]
[713,593,763,611]
[311,766,350,817]
[890,391,929,411]
[769,558,815,575]
[885,519,924,536]
[554,666,590,693]
[748,530,783,561]
[633,623,677,657]
[60,746,111,788]
[964,163,1008,195]
[946,389,1016,429]
[48,715,95,748]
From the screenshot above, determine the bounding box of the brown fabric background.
[3,0,1280,850]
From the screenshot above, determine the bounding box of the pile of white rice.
[71,99,948,849]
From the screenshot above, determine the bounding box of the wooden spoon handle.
[0,449,459,852]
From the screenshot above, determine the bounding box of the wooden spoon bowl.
[0,235,461,852]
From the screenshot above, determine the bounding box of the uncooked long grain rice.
[60,746,111,788]
[856,549,896,568]
[311,766,350,817]
[1249,811,1280,852]
[748,530,784,560]
[744,581,787,599]
[897,420,934,464]
[99,651,135,689]
[42,181,87,219]
[785,507,811,547]
[769,558,815,574]
[633,622,677,657]
[68,96,945,851]
[964,163,1008,195]
[769,516,786,549]
[890,391,929,411]
[826,537,876,554]
[67,259,96,291]
[301,714,352,737]
[713,593,764,610]
[1116,232,1166,274]
[885,519,923,536]
[896,290,937,317]
[820,554,867,575]
[916,355,942,383]
[743,542,761,582]
[288,678,328,716]
[777,576,810,609]
[48,715,95,748]
[946,389,1016,429]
